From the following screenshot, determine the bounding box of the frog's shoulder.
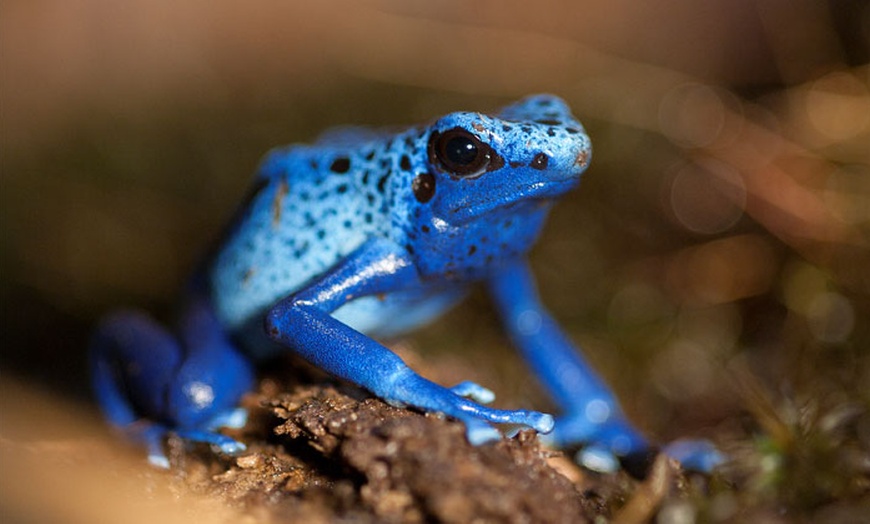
[254,144,319,183]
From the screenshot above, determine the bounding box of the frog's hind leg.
[90,298,255,467]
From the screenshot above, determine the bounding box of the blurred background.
[1,0,868,521]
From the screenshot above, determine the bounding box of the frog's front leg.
[488,259,722,475]
[264,237,554,444]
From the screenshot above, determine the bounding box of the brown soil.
[164,360,652,523]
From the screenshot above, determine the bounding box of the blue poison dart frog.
[90,95,722,475]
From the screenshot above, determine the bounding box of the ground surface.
[159,357,870,523]
[2,351,869,523]
[166,359,661,523]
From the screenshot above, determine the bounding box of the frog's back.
[208,132,405,333]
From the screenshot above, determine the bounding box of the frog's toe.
[462,419,502,445]
[458,409,554,445]
[172,428,247,456]
[470,405,555,434]
[206,407,249,431]
[528,411,556,434]
[576,444,621,473]
[617,439,724,478]
[122,421,172,468]
[450,381,496,404]
[141,429,171,468]
[662,438,725,473]
[564,432,724,477]
[148,450,171,469]
[215,438,248,455]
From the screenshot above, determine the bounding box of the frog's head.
[403,94,592,277]
[418,95,590,224]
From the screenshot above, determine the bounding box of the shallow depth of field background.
[1,1,868,522]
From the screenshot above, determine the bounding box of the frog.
[90,94,721,475]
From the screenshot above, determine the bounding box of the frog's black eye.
[429,128,492,178]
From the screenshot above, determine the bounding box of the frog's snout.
[545,137,591,185]
[573,148,590,170]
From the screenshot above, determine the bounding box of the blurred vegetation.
[1,0,868,521]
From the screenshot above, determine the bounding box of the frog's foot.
[205,407,249,431]
[577,440,725,478]
[173,407,249,456]
[120,421,175,469]
[172,428,247,455]
[387,373,554,444]
[617,439,725,478]
[541,407,648,450]
[661,439,725,472]
[455,410,554,445]
[542,412,650,474]
[449,381,496,404]
[461,418,503,445]
[137,425,246,468]
[139,428,246,468]
[542,410,724,476]
[121,410,249,468]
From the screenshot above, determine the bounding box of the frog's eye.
[429,128,492,178]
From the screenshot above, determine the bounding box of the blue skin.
[91,95,721,473]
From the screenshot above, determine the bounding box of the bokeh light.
[658,83,736,148]
[805,72,870,143]
[666,234,778,305]
[667,158,747,234]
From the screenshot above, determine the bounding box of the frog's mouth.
[442,177,578,226]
